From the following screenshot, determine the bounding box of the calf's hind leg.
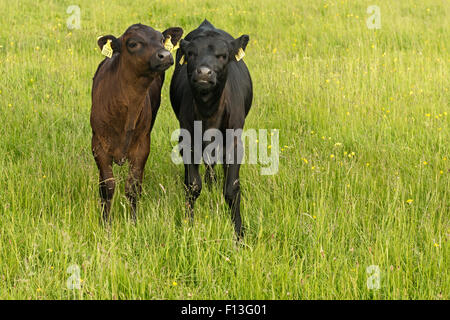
[223,163,243,239]
[92,135,115,224]
[223,137,245,239]
[125,135,150,221]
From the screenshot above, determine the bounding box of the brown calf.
[91,24,183,222]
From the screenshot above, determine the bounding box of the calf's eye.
[128,42,137,48]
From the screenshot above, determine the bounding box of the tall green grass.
[0,0,448,299]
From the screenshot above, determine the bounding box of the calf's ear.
[229,35,249,61]
[162,27,184,50]
[97,35,121,55]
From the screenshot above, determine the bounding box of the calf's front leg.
[204,164,217,187]
[184,162,202,220]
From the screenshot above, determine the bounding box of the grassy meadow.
[0,0,448,299]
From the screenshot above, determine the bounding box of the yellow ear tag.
[164,35,174,51]
[101,39,113,58]
[235,47,245,61]
[179,55,186,65]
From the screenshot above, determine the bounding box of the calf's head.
[179,32,249,93]
[98,24,183,76]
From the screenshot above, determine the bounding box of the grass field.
[0,0,448,299]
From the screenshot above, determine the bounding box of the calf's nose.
[156,50,172,63]
[193,66,216,85]
[196,66,213,76]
